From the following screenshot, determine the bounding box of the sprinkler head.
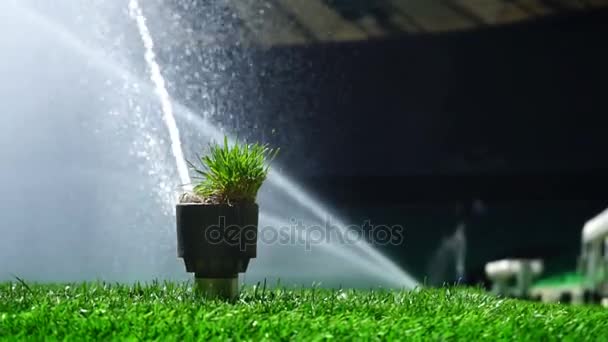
[195,277,239,300]
[176,203,258,300]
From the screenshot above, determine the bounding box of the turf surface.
[533,271,585,288]
[1,281,607,341]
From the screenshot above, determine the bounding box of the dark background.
[162,4,608,285]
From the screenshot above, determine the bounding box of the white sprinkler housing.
[582,208,608,243]
[485,259,543,281]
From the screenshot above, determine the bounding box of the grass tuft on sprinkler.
[177,137,278,300]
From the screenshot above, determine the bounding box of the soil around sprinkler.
[179,192,221,205]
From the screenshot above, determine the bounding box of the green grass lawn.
[1,281,607,341]
[533,272,585,288]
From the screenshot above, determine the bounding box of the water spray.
[129,0,192,192]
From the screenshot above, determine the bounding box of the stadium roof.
[222,0,608,46]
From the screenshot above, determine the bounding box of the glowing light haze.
[0,0,417,288]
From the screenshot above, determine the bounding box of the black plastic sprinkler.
[176,203,258,300]
[176,136,277,300]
